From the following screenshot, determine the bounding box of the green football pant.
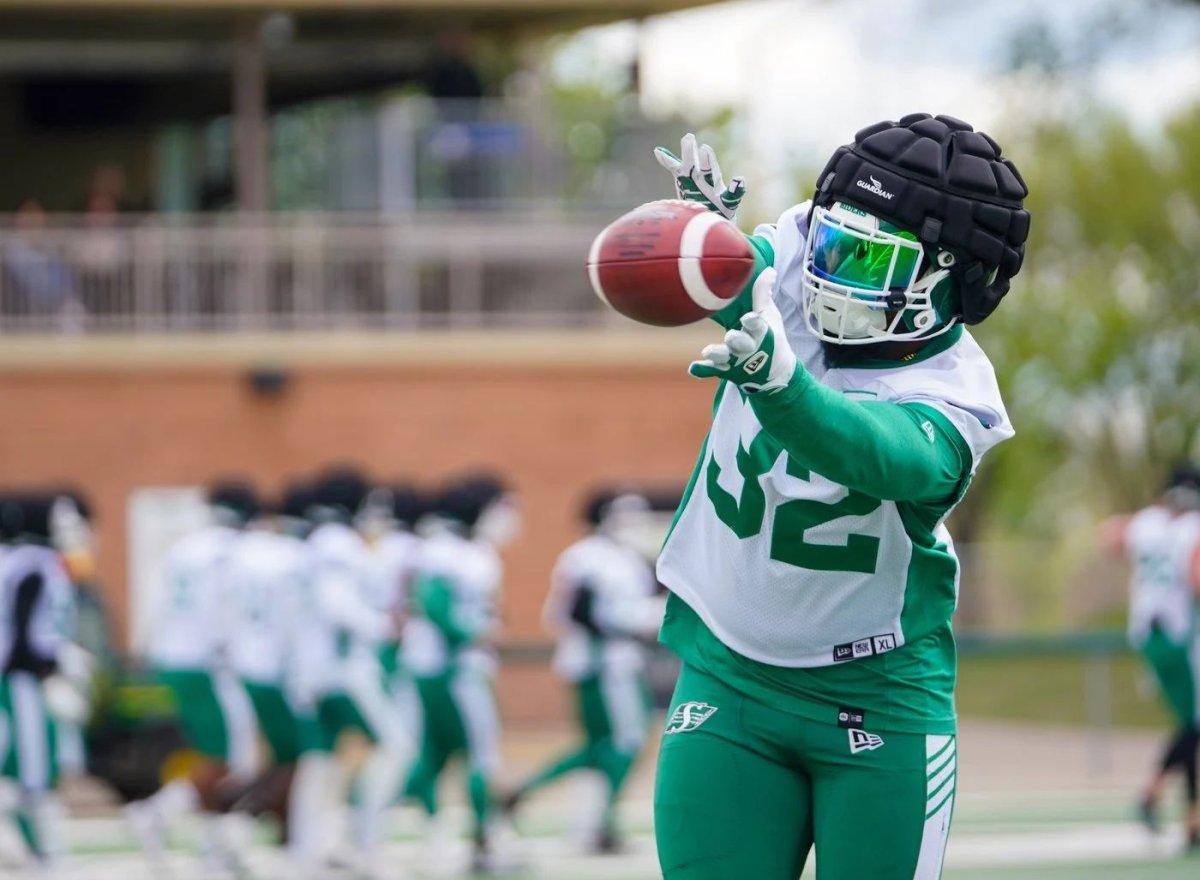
[0,673,58,792]
[1140,627,1198,727]
[516,670,651,832]
[157,668,233,762]
[655,663,956,880]
[404,669,500,834]
[242,681,320,764]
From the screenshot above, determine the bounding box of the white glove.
[688,268,797,394]
[653,133,746,221]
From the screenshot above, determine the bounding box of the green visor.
[809,213,922,293]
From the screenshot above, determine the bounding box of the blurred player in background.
[404,473,521,874]
[0,492,92,870]
[504,489,660,852]
[1100,462,1200,848]
[648,117,1028,878]
[225,492,327,874]
[138,480,260,875]
[358,483,427,745]
[306,467,413,879]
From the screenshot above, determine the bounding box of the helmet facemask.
[801,202,955,345]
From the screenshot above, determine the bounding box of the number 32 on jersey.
[706,428,882,574]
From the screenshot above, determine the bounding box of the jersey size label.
[837,707,866,729]
[832,632,898,662]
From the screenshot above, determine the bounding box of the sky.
[552,0,1200,213]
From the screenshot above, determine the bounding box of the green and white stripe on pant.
[0,672,58,792]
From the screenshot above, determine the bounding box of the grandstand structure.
[0,1,727,716]
[0,0,722,332]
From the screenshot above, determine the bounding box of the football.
[586,200,756,327]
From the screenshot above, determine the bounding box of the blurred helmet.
[434,472,516,543]
[0,493,53,544]
[1164,462,1200,511]
[207,478,260,527]
[310,466,371,524]
[805,113,1030,344]
[277,479,317,537]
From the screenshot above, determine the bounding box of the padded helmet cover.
[812,113,1030,324]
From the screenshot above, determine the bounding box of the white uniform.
[1126,507,1200,646]
[404,529,501,679]
[227,529,309,688]
[369,529,421,622]
[657,202,1014,669]
[147,525,256,776]
[546,535,658,682]
[546,534,658,752]
[0,544,71,792]
[147,526,238,673]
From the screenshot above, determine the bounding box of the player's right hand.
[654,133,746,221]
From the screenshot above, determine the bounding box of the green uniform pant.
[404,669,500,833]
[157,668,231,761]
[516,671,651,832]
[0,673,58,791]
[655,664,956,880]
[1140,627,1198,727]
[242,681,320,764]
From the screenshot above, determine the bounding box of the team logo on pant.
[848,728,885,754]
[664,701,718,735]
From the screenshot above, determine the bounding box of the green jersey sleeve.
[710,234,775,329]
[749,366,973,503]
[413,574,472,647]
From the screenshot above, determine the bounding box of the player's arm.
[710,234,773,329]
[690,268,971,503]
[6,572,57,677]
[316,565,392,642]
[412,573,476,648]
[1191,542,1200,598]
[1096,515,1132,557]
[654,134,768,329]
[753,378,971,503]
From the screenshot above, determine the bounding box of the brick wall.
[0,334,716,720]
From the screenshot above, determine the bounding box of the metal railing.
[0,213,612,333]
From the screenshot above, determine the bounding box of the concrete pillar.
[233,13,269,212]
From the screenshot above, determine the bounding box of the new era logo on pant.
[848,728,885,754]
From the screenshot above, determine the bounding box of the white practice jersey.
[147,525,238,671]
[545,534,659,681]
[0,544,72,669]
[1126,506,1200,645]
[305,521,391,696]
[226,529,310,686]
[369,529,422,621]
[404,529,500,678]
[657,202,1014,668]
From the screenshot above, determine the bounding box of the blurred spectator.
[424,31,485,102]
[2,199,82,329]
[73,190,128,316]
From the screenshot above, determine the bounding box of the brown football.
[586,200,756,327]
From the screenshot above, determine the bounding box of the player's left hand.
[688,268,797,394]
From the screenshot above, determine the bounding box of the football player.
[142,479,260,874]
[225,493,326,872]
[359,483,426,743]
[0,493,82,868]
[403,473,521,874]
[1099,463,1200,847]
[306,467,413,879]
[504,489,660,852]
[648,118,1029,879]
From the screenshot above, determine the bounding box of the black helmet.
[207,478,260,526]
[310,466,371,522]
[811,113,1030,327]
[434,473,508,531]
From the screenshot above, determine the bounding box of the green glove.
[653,133,746,221]
[688,268,797,395]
